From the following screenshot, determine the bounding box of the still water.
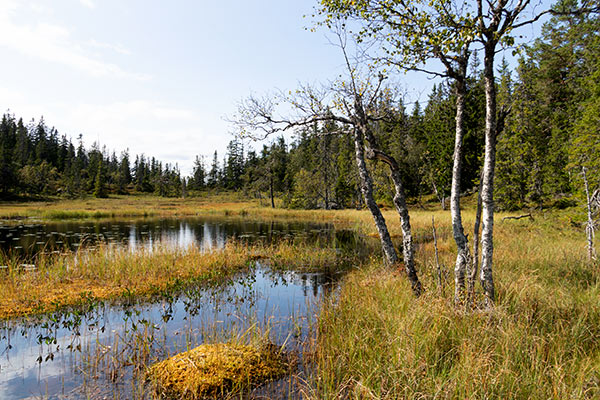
[0,217,357,399]
[0,217,345,257]
[0,264,340,399]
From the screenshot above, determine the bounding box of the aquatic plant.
[0,240,348,319]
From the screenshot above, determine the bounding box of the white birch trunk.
[352,127,399,265]
[432,216,443,293]
[583,167,597,261]
[361,125,422,294]
[389,167,423,294]
[480,42,497,306]
[468,176,483,306]
[451,79,471,303]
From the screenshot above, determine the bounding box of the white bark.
[583,167,597,262]
[468,177,483,306]
[432,216,443,293]
[390,166,423,294]
[352,127,399,265]
[451,78,471,303]
[480,42,497,306]
[362,127,422,295]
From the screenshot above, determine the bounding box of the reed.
[0,240,348,319]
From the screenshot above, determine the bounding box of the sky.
[0,0,550,175]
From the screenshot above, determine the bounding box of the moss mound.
[147,342,288,399]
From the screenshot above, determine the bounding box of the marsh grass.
[3,195,599,399]
[307,208,600,399]
[0,240,349,319]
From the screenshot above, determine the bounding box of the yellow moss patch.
[147,342,288,399]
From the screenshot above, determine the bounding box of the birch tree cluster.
[228,0,600,305]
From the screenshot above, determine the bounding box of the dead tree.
[229,44,422,294]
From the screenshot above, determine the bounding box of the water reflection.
[0,264,342,399]
[0,217,338,258]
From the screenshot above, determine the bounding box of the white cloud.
[87,39,132,56]
[0,89,222,174]
[79,0,95,9]
[64,101,220,174]
[0,2,148,80]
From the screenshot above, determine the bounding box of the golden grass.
[0,193,252,220]
[307,207,600,399]
[0,241,347,320]
[147,341,288,399]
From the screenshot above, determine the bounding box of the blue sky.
[0,0,549,174]
[0,0,351,173]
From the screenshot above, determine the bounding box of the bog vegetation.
[1,0,600,398]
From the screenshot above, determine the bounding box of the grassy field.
[307,206,600,399]
[0,192,259,220]
[1,194,598,398]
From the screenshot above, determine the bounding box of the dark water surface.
[0,217,358,399]
[0,217,348,259]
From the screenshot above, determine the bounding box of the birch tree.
[461,0,598,305]
[472,0,568,305]
[317,0,476,302]
[230,32,422,295]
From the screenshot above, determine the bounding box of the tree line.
[1,5,598,214]
[0,115,184,199]
[0,0,598,306]
[230,0,600,305]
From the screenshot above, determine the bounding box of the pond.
[0,263,341,399]
[0,217,360,399]
[0,217,350,259]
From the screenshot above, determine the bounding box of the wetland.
[0,211,363,399]
[1,197,599,399]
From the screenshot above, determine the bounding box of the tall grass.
[3,195,599,398]
[0,241,348,319]
[307,209,600,399]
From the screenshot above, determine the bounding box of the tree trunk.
[432,181,445,210]
[432,216,443,294]
[583,167,597,261]
[361,125,422,295]
[269,174,275,208]
[480,41,497,306]
[389,167,423,294]
[352,128,399,265]
[451,78,471,303]
[468,175,483,306]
